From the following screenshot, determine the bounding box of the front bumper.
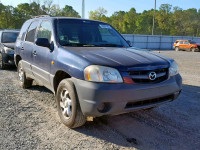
[73,74,182,117]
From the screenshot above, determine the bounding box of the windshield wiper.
[97,44,125,47]
[62,43,97,47]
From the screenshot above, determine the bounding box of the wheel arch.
[53,70,71,94]
[15,55,22,67]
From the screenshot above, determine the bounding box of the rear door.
[22,21,39,75]
[32,20,54,90]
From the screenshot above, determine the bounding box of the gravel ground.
[0,51,200,150]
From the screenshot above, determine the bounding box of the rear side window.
[18,21,31,41]
[25,21,38,43]
[37,21,52,42]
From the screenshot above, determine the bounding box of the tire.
[175,47,179,51]
[191,47,196,52]
[17,60,33,89]
[0,53,6,69]
[56,79,86,128]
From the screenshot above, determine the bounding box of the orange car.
[173,40,200,52]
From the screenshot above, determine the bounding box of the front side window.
[25,21,38,43]
[37,21,52,42]
[1,32,19,43]
[180,41,184,44]
[57,19,129,47]
[184,41,189,45]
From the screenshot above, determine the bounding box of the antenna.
[82,0,85,18]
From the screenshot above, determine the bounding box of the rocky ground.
[0,51,200,150]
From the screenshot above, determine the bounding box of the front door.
[184,40,190,51]
[32,21,54,90]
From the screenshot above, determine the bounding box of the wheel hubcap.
[60,89,72,119]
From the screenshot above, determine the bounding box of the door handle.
[33,51,37,56]
[21,47,24,51]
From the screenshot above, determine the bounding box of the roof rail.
[32,15,52,18]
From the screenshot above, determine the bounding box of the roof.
[31,15,105,24]
[0,29,20,32]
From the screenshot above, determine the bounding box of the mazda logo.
[149,72,157,80]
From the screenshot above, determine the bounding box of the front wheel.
[175,47,179,51]
[17,60,33,89]
[191,47,196,52]
[56,79,86,128]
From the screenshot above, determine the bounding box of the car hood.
[3,43,15,49]
[64,47,171,71]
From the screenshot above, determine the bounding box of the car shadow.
[28,84,53,94]
[0,66,17,72]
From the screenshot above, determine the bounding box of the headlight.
[84,65,123,83]
[169,61,178,76]
[5,49,15,54]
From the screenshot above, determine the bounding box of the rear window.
[1,32,19,43]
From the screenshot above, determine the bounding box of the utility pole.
[82,0,85,18]
[152,0,156,35]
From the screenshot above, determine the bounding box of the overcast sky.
[1,0,199,18]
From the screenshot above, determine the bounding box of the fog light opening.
[97,102,111,113]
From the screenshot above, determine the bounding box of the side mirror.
[36,38,50,48]
[127,40,132,47]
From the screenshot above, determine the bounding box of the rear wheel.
[56,79,86,128]
[17,60,33,89]
[0,53,6,69]
[175,47,179,51]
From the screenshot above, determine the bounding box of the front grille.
[128,68,168,84]
[125,94,173,109]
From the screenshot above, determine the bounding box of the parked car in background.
[15,16,182,128]
[0,29,19,69]
[173,40,200,52]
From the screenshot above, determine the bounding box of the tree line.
[0,1,199,37]
[89,5,200,37]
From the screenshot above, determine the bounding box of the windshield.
[189,40,197,44]
[57,19,129,47]
[1,32,19,43]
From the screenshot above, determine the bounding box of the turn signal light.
[123,77,135,84]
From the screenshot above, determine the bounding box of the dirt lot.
[0,51,200,150]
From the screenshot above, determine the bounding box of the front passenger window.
[37,21,52,42]
[184,41,189,45]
